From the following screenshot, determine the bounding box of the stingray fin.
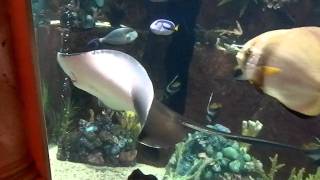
[132,88,149,129]
[260,66,281,76]
[138,130,164,149]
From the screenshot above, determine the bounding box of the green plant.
[51,97,79,143]
[40,80,49,113]
[289,167,320,180]
[261,154,285,180]
[118,111,141,139]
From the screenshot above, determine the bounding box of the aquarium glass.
[31,0,320,179]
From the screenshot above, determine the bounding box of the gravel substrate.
[49,145,165,180]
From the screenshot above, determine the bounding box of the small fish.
[165,75,181,96]
[150,19,179,36]
[87,27,138,48]
[235,26,320,116]
[206,124,231,133]
[205,92,222,122]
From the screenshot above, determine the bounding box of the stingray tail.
[304,148,320,165]
[181,121,320,163]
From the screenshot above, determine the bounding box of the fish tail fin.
[304,148,320,165]
[260,66,281,76]
[175,25,180,31]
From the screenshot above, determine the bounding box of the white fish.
[57,50,154,127]
[150,19,178,36]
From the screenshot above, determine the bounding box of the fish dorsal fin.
[260,66,281,76]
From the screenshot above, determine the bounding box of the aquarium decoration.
[196,21,243,47]
[56,108,141,166]
[240,120,263,151]
[163,130,265,180]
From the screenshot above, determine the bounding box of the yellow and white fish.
[236,26,320,116]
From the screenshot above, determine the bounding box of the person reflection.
[143,0,202,114]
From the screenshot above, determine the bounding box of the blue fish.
[150,19,179,36]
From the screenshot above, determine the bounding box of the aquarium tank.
[31,0,320,179]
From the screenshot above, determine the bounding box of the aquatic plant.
[163,131,265,180]
[118,111,141,139]
[52,97,79,142]
[260,154,320,180]
[40,80,49,114]
[288,167,320,180]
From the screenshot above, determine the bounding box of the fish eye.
[245,49,252,57]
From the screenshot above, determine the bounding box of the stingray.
[57,50,153,128]
[57,49,320,164]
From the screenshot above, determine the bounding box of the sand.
[49,145,165,180]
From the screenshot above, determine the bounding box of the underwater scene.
[31,0,320,179]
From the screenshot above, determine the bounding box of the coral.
[288,167,320,180]
[56,108,141,166]
[261,154,285,180]
[163,131,265,180]
[240,120,263,151]
[242,120,263,137]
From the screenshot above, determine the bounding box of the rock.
[222,147,239,160]
[229,160,241,173]
[87,152,105,166]
[119,150,138,165]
